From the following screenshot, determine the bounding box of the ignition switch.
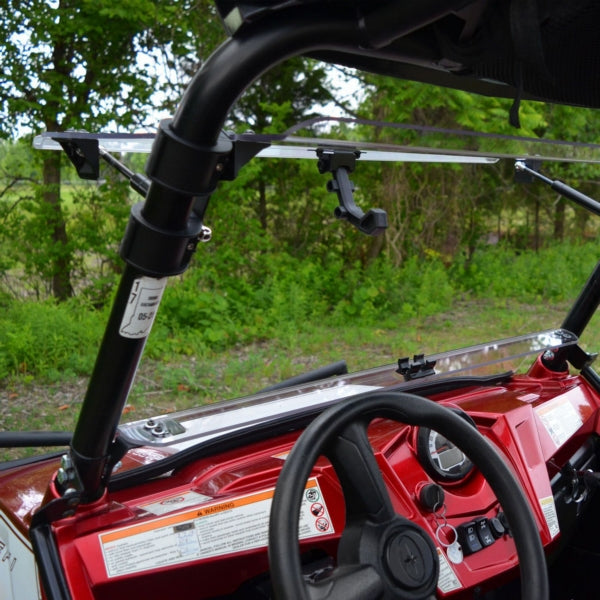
[417,483,445,512]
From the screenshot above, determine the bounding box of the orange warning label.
[100,479,333,578]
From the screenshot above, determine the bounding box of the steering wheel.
[268,391,549,599]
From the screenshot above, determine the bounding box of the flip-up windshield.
[33,118,600,164]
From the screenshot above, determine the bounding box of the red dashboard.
[2,355,594,599]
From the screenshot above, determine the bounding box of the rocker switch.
[457,522,483,555]
[475,518,495,547]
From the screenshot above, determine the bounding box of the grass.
[3,294,597,462]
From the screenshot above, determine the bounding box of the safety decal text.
[100,479,333,578]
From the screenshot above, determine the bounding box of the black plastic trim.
[145,121,233,195]
[119,203,204,276]
[29,522,73,600]
[0,431,71,448]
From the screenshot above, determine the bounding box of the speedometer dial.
[416,409,476,482]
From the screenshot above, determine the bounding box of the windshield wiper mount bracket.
[317,147,388,236]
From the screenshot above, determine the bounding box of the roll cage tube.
[58,1,469,504]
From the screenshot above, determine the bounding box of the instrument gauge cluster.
[416,408,477,483]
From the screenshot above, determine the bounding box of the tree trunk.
[43,152,73,300]
[553,197,565,241]
[258,178,267,230]
[365,232,385,265]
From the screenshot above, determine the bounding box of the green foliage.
[2,240,600,385]
[0,1,224,135]
[0,1,226,300]
[455,241,600,303]
[0,143,131,301]
[0,298,104,381]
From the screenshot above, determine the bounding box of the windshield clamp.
[397,354,437,381]
[317,147,388,236]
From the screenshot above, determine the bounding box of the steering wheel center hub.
[384,529,436,589]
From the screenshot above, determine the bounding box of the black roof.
[216,0,600,115]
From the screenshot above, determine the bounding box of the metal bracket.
[55,135,100,180]
[397,354,437,381]
[317,147,388,236]
[514,158,542,184]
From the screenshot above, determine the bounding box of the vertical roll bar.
[67,6,363,502]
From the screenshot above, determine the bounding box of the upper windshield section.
[118,329,577,451]
[33,118,600,164]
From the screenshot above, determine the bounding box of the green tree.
[227,59,337,233]
[351,75,559,260]
[0,0,225,300]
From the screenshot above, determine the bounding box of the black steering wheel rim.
[268,391,549,600]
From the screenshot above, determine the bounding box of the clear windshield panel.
[278,117,600,164]
[118,329,577,451]
[422,328,577,376]
[34,120,600,163]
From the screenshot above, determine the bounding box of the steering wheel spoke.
[326,420,396,524]
[306,564,383,600]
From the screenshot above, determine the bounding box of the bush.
[0,299,104,380]
[3,240,599,383]
[455,241,600,303]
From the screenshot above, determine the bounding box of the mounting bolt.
[199,226,212,243]
[66,494,80,508]
[151,422,167,437]
[56,468,69,486]
[57,454,76,486]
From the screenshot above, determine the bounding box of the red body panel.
[1,363,598,599]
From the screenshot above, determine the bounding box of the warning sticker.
[0,511,41,600]
[436,548,462,593]
[139,491,213,516]
[536,396,583,447]
[539,496,560,539]
[100,479,333,578]
[120,277,167,339]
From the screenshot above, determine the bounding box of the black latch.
[397,354,436,381]
[56,135,100,180]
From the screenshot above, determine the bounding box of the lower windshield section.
[118,329,578,451]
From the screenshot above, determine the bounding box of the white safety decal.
[100,479,333,578]
[436,547,462,593]
[120,276,167,339]
[0,511,41,600]
[539,496,560,539]
[535,396,583,447]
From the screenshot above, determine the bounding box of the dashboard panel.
[38,363,600,599]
